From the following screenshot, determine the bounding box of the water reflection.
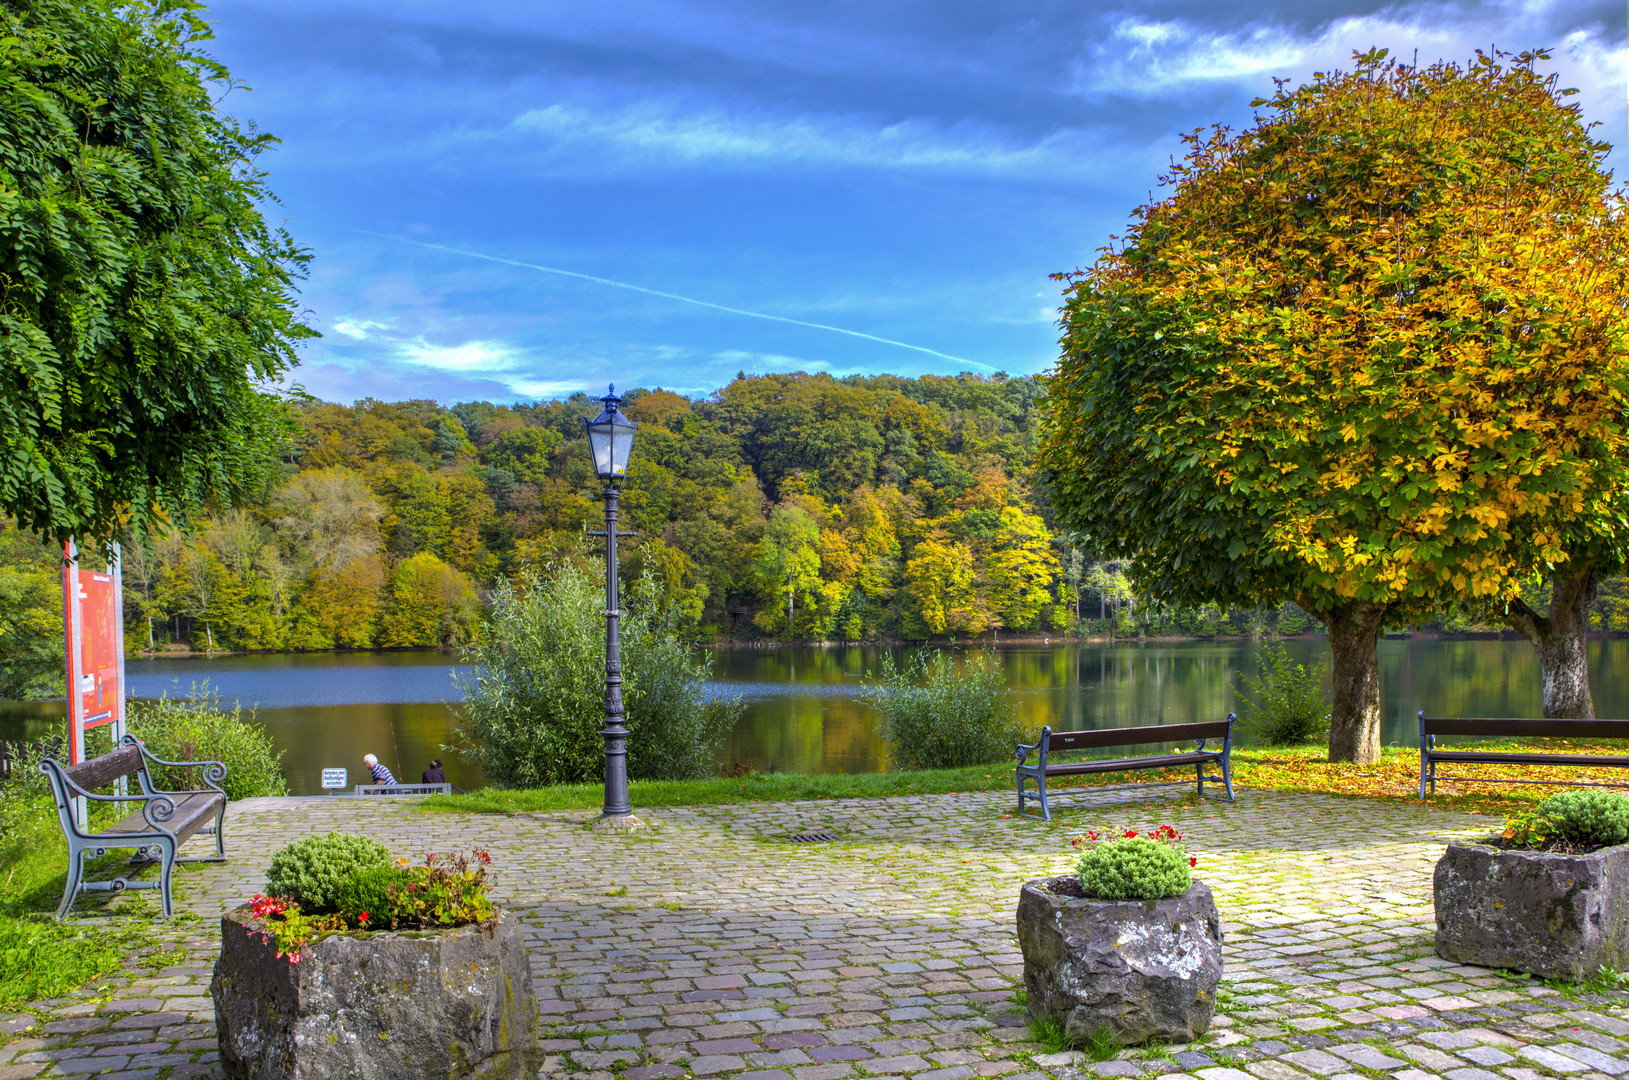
[5,637,1628,794]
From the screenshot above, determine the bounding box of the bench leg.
[1037,774,1050,822]
[1196,760,1204,800]
[156,837,178,920]
[1419,755,1428,800]
[55,847,86,921]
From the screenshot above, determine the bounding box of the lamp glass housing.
[584,388,638,482]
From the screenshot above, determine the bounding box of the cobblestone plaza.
[3,788,1627,1080]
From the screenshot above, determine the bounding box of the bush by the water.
[1235,644,1329,745]
[264,832,394,909]
[113,694,287,800]
[1076,829,1192,901]
[864,650,1025,770]
[456,561,742,787]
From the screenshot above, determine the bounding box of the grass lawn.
[421,738,1629,817]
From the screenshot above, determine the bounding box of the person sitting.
[422,759,447,786]
[363,753,398,793]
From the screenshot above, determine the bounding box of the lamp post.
[583,385,641,827]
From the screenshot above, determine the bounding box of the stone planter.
[1435,837,1629,982]
[211,906,540,1080]
[1016,875,1222,1044]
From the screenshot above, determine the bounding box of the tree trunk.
[1505,566,1597,719]
[1309,600,1388,764]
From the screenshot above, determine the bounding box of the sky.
[203,0,1629,406]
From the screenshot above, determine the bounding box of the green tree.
[0,0,313,545]
[0,528,61,697]
[751,505,822,638]
[1038,50,1629,762]
[377,553,480,647]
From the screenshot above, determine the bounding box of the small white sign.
[321,768,348,790]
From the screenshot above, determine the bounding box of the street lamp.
[584,385,640,827]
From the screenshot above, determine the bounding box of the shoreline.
[131,628,1629,659]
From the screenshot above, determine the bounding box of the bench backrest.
[1419,715,1629,740]
[63,744,145,791]
[1045,719,1232,754]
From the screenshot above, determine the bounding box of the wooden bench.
[1418,713,1629,798]
[1016,716,1235,821]
[39,735,228,920]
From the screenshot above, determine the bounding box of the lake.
[3,637,1624,795]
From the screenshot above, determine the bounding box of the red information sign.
[63,542,125,765]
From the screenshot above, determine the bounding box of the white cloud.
[1073,0,1628,149]
[330,317,390,339]
[511,101,1112,178]
[712,349,824,372]
[397,338,520,373]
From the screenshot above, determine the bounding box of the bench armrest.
[38,762,180,826]
[123,735,227,794]
[1016,727,1051,768]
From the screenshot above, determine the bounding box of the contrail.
[353,230,997,372]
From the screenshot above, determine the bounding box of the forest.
[3,369,1629,685]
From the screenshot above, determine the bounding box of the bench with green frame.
[39,734,228,920]
[1016,716,1235,821]
[1417,712,1629,798]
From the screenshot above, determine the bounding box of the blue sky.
[205,0,1628,405]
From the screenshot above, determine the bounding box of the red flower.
[1189,856,1197,868]
[1123,829,1138,838]
[476,850,492,866]
[358,911,370,924]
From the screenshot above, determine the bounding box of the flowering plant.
[244,848,497,963]
[1071,824,1195,901]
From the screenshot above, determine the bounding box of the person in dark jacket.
[422,759,447,785]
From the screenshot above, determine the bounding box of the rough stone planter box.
[1435,838,1629,982]
[211,906,540,1080]
[1016,875,1222,1044]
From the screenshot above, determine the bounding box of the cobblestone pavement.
[4,786,1628,1080]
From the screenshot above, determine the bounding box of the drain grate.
[786,830,841,844]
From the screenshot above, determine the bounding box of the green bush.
[84,693,288,800]
[1539,790,1629,847]
[264,832,394,910]
[864,650,1025,771]
[456,562,741,787]
[1077,836,1191,901]
[1235,644,1329,745]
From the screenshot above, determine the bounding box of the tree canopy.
[0,0,312,545]
[1038,49,1629,761]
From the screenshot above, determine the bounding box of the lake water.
[4,637,1626,795]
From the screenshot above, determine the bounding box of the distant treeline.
[4,371,1629,685]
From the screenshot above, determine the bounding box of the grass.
[422,738,1629,816]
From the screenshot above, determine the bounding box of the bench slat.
[1045,721,1232,752]
[65,745,144,791]
[1427,751,1629,767]
[1042,751,1220,777]
[109,792,224,844]
[1421,717,1629,740]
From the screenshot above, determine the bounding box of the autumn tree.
[1038,49,1629,762]
[0,0,312,545]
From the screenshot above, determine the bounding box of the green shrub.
[264,832,394,910]
[1539,790,1629,847]
[1077,836,1192,900]
[864,650,1025,770]
[334,866,402,923]
[86,693,288,800]
[1235,643,1329,745]
[456,562,741,787]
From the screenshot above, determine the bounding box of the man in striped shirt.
[363,754,398,793]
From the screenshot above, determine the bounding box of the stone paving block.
[1519,1047,1592,1074]
[1555,1045,1629,1075]
[1329,1045,1406,1070]
[1281,1051,1346,1076]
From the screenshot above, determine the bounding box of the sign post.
[63,540,126,828]
[321,768,348,795]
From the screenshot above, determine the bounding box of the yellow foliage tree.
[1039,49,1629,761]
